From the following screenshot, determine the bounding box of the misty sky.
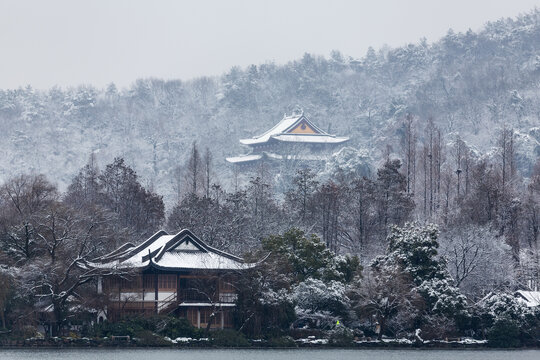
[1,0,538,90]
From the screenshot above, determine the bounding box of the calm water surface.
[0,348,539,360]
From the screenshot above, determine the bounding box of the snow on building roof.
[239,114,304,145]
[239,114,348,145]
[271,134,349,144]
[225,154,263,163]
[264,152,328,161]
[91,229,255,271]
[226,152,328,164]
[515,290,540,307]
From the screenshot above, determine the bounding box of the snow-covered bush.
[293,278,349,312]
[327,325,354,346]
[417,278,468,317]
[292,278,351,328]
[322,147,373,181]
[351,268,420,339]
[477,292,534,323]
[476,292,539,346]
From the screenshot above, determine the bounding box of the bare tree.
[401,113,417,194]
[0,270,11,329]
[440,225,515,297]
[203,147,213,198]
[0,174,57,262]
[185,142,203,196]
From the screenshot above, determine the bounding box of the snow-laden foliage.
[290,273,354,330]
[478,292,535,322]
[294,307,339,330]
[373,223,445,284]
[417,278,468,317]
[351,267,420,339]
[261,228,360,283]
[293,278,350,316]
[235,229,359,335]
[371,223,468,319]
[322,147,373,181]
[259,288,291,307]
[476,292,540,346]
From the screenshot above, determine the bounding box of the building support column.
[154,273,158,314]
[176,274,180,306]
[197,309,200,329]
[221,311,224,329]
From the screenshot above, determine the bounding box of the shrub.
[90,316,163,338]
[267,336,297,347]
[419,314,459,340]
[328,326,354,347]
[133,329,170,347]
[487,317,521,348]
[158,317,200,339]
[11,325,39,340]
[210,329,250,347]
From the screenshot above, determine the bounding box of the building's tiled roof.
[515,290,540,307]
[91,229,255,271]
[225,154,263,163]
[238,114,348,145]
[271,134,348,144]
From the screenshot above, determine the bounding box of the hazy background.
[1,0,539,89]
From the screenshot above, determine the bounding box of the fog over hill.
[1,9,539,208]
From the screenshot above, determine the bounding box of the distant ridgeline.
[226,111,349,168]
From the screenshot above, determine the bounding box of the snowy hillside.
[1,10,540,208]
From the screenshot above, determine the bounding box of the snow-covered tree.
[371,223,468,321]
[292,278,351,328]
[439,225,515,297]
[351,267,420,339]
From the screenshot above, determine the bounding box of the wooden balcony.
[179,289,236,304]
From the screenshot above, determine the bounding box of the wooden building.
[91,229,256,329]
[226,112,349,166]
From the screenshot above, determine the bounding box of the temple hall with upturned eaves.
[226,112,349,167]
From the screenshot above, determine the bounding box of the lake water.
[0,348,539,360]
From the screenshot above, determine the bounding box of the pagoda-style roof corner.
[90,229,257,271]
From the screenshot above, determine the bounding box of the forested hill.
[1,9,540,207]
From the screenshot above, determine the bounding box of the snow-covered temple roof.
[91,229,254,271]
[238,113,349,146]
[515,290,540,307]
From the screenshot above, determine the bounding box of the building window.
[158,274,176,290]
[187,308,198,327]
[200,308,219,327]
[143,274,154,289]
[223,310,233,328]
[120,276,142,289]
[104,275,142,291]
